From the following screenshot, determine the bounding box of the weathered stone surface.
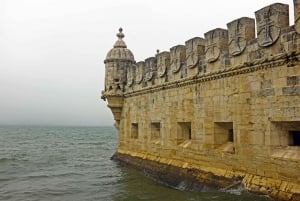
[255,3,289,47]
[282,86,300,95]
[294,0,300,34]
[204,28,228,63]
[157,51,170,78]
[170,45,186,73]
[135,61,145,85]
[185,37,205,69]
[102,2,300,201]
[227,17,255,56]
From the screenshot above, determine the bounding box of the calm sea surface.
[0,126,273,201]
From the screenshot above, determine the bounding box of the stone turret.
[102,28,135,128]
[103,28,135,95]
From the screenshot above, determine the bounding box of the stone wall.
[103,1,300,200]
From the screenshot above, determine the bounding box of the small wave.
[0,157,18,163]
[77,142,105,146]
[26,172,84,179]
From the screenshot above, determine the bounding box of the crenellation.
[204,28,229,73]
[102,2,300,200]
[134,61,145,90]
[126,63,136,88]
[170,44,186,81]
[255,3,289,48]
[295,0,300,34]
[227,17,255,56]
[185,37,205,77]
[227,17,255,67]
[144,57,157,87]
[156,51,170,85]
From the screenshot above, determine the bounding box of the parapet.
[114,1,300,93]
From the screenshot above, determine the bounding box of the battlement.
[120,1,300,95]
[103,2,300,200]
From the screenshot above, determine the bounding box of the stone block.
[255,3,289,47]
[227,17,255,56]
[282,86,300,95]
[204,28,228,63]
[157,51,170,84]
[170,45,186,80]
[294,0,300,34]
[185,37,205,69]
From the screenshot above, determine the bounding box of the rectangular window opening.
[151,122,161,140]
[131,123,138,139]
[270,122,300,146]
[177,122,192,144]
[289,131,300,146]
[214,122,234,144]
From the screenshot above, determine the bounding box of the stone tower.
[101,28,135,128]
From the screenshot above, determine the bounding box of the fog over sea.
[0,126,273,201]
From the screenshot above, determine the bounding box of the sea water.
[0,126,273,201]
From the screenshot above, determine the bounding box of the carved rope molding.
[124,51,300,98]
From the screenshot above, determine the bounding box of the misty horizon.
[0,0,294,126]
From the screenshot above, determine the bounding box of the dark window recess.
[151,122,161,140]
[228,129,234,142]
[289,131,300,146]
[177,122,192,144]
[131,123,139,139]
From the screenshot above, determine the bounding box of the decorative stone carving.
[135,61,145,84]
[145,57,157,82]
[255,3,289,47]
[127,64,136,87]
[205,28,228,63]
[170,45,186,73]
[103,28,135,98]
[157,51,170,78]
[294,0,300,34]
[227,17,255,56]
[185,37,205,68]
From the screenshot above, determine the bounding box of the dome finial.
[105,27,134,63]
[117,27,124,40]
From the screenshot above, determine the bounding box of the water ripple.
[0,126,273,201]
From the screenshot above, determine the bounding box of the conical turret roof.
[105,28,134,63]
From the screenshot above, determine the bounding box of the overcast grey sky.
[0,0,293,126]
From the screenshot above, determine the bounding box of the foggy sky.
[0,0,293,126]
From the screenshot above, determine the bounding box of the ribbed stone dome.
[105,28,134,63]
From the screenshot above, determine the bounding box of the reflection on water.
[112,165,273,201]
